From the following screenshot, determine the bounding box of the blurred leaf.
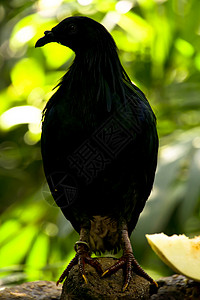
[175,38,194,57]
[26,233,49,280]
[179,148,200,222]
[134,128,200,242]
[119,12,152,43]
[0,105,41,131]
[0,220,21,245]
[11,58,45,96]
[42,43,73,69]
[0,226,37,267]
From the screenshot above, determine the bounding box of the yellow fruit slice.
[146,233,200,281]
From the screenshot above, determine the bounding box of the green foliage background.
[0,0,200,285]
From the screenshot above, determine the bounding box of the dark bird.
[35,16,158,291]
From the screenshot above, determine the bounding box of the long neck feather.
[42,37,133,120]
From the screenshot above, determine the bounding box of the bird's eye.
[68,24,77,33]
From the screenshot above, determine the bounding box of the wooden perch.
[0,280,62,300]
[60,257,151,300]
[0,258,200,299]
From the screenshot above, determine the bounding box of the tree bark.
[0,262,200,299]
[60,257,200,300]
[60,257,152,300]
[151,274,200,300]
[0,280,62,300]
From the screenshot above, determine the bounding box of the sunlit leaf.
[175,38,194,57]
[134,129,200,238]
[0,105,41,131]
[27,233,49,268]
[0,220,21,245]
[0,226,37,267]
[10,14,56,50]
[179,147,200,221]
[10,25,36,49]
[194,53,200,71]
[115,0,133,14]
[0,86,23,115]
[11,58,45,96]
[41,43,73,69]
[118,12,152,43]
[14,202,46,224]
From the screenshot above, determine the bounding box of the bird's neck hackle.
[65,43,131,106]
[42,34,132,121]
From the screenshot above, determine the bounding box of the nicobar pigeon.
[35,16,158,291]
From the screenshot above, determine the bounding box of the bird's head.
[35,16,116,54]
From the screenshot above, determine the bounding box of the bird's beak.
[35,30,55,48]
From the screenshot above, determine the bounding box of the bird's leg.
[102,223,157,291]
[57,226,103,285]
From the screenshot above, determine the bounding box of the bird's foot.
[56,241,103,285]
[102,251,158,292]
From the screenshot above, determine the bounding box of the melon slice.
[146,233,200,281]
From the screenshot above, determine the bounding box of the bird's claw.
[56,254,78,285]
[122,282,129,292]
[102,252,157,292]
[82,274,88,284]
[152,280,158,288]
[56,243,103,285]
[101,269,109,277]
